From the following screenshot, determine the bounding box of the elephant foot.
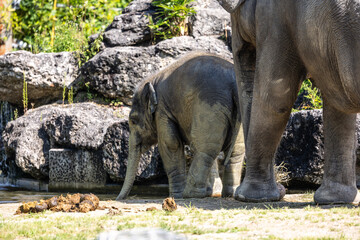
[314,182,360,205]
[183,186,207,198]
[235,179,285,202]
[206,177,223,197]
[221,185,237,198]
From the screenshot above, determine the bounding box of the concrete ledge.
[1,175,169,196]
[0,176,48,191]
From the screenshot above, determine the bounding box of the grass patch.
[1,196,360,239]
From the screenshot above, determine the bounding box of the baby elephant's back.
[162,54,238,111]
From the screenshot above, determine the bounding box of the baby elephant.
[116,52,244,199]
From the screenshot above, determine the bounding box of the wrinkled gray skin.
[116,53,244,199]
[218,0,360,204]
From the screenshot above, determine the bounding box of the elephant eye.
[130,117,138,125]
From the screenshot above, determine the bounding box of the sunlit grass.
[0,197,359,240]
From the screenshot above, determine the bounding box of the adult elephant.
[218,0,360,204]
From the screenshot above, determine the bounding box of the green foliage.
[148,0,195,42]
[14,109,18,120]
[0,0,14,42]
[11,0,130,53]
[68,87,74,104]
[22,72,28,113]
[84,82,95,100]
[62,80,66,105]
[78,32,104,66]
[294,79,323,111]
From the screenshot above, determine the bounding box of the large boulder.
[0,51,79,107]
[2,105,54,179]
[275,110,324,186]
[190,0,231,37]
[79,0,233,105]
[102,121,165,182]
[102,0,154,48]
[2,102,165,183]
[77,36,232,105]
[0,101,22,178]
[100,0,230,48]
[275,109,360,187]
[43,103,126,149]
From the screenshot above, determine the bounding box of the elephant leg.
[314,99,360,204]
[222,125,245,197]
[157,120,186,199]
[235,43,304,202]
[183,149,219,198]
[235,43,256,144]
[206,159,223,197]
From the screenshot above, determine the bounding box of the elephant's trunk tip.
[115,192,127,201]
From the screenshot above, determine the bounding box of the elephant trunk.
[116,136,141,200]
[217,0,244,13]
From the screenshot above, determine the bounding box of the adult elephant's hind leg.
[235,43,304,202]
[314,100,360,204]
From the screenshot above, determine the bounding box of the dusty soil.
[0,194,313,217]
[1,194,359,239]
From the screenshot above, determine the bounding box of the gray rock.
[276,110,360,187]
[97,228,187,240]
[0,101,17,176]
[122,0,153,13]
[155,36,232,59]
[2,102,164,182]
[77,36,232,105]
[102,121,165,182]
[49,148,107,191]
[77,46,160,105]
[2,104,55,179]
[43,103,123,149]
[274,110,324,186]
[190,0,231,37]
[101,0,154,48]
[0,51,78,107]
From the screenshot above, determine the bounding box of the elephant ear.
[144,82,158,114]
[218,0,246,13]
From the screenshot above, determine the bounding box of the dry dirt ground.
[1,194,359,239]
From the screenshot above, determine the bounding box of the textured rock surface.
[0,101,21,178]
[78,0,233,105]
[77,36,232,105]
[102,0,154,47]
[43,103,123,149]
[102,121,165,182]
[190,0,231,37]
[2,102,164,182]
[275,110,325,186]
[275,110,360,187]
[2,105,55,179]
[0,51,78,106]
[49,149,107,190]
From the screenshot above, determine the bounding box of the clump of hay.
[162,197,177,212]
[15,193,100,214]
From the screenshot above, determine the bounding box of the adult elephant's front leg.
[314,99,360,204]
[235,44,304,202]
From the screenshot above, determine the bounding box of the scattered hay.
[146,207,158,211]
[162,197,177,212]
[107,206,122,216]
[15,193,100,214]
